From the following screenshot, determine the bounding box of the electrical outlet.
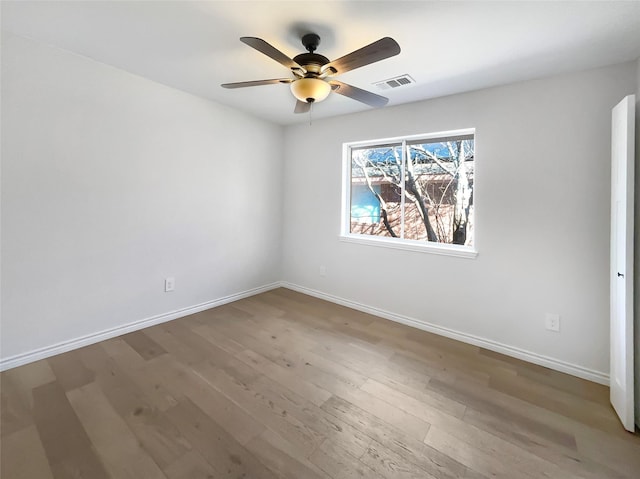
[545,313,560,332]
[319,265,326,277]
[165,277,175,292]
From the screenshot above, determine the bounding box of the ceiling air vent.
[373,74,415,91]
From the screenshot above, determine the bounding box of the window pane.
[350,145,402,238]
[404,139,475,245]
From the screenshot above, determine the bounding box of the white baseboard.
[281,282,610,386]
[2,280,610,386]
[0,282,282,372]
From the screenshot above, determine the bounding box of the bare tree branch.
[411,145,456,176]
[353,153,398,237]
[400,149,438,242]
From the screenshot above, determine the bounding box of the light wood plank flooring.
[2,288,639,478]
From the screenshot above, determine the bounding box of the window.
[341,130,476,257]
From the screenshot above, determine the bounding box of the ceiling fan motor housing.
[292,53,329,74]
[294,33,329,76]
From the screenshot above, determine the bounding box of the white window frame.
[340,128,478,259]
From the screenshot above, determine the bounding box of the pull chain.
[309,102,313,126]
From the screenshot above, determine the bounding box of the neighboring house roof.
[351,159,475,183]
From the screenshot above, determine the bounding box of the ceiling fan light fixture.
[290,77,331,104]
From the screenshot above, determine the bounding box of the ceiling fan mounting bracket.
[301,33,321,53]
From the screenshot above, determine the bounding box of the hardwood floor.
[2,288,639,478]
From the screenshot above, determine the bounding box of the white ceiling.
[3,1,640,126]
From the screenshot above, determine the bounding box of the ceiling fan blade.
[221,78,293,89]
[294,100,311,114]
[324,37,400,75]
[329,80,389,107]
[240,37,305,73]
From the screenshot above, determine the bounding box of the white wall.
[282,62,637,380]
[1,33,284,363]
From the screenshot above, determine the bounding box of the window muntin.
[343,130,475,254]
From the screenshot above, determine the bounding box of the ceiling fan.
[221,33,401,113]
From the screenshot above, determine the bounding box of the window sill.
[339,234,478,259]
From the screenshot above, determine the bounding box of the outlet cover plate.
[545,313,560,332]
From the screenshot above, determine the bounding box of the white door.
[610,94,635,432]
